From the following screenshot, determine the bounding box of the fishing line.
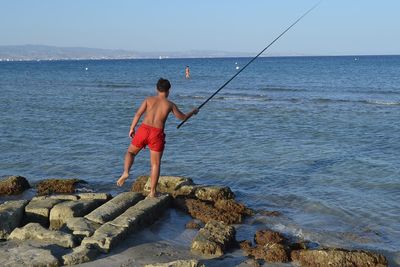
[177,1,322,129]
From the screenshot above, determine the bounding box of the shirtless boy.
[116,78,198,197]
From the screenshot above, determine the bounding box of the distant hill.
[0,45,254,61]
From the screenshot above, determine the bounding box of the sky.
[0,0,399,56]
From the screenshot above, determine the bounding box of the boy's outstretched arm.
[129,99,147,137]
[172,103,198,121]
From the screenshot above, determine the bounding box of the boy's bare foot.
[147,191,160,198]
[116,172,129,186]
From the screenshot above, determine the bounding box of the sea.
[1,56,399,265]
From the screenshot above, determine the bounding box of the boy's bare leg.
[148,149,163,197]
[117,144,141,186]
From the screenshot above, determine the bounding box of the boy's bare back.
[141,96,172,129]
[138,96,188,129]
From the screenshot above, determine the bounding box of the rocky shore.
[0,175,389,267]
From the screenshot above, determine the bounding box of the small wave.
[260,86,306,92]
[97,83,138,89]
[68,82,139,89]
[177,95,206,100]
[314,98,353,104]
[178,94,270,102]
[313,98,400,106]
[218,96,269,102]
[348,89,400,95]
[364,100,400,106]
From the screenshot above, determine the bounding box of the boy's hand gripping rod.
[177,1,322,129]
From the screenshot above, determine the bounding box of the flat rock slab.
[110,194,171,230]
[33,194,79,201]
[0,200,29,239]
[8,222,77,248]
[64,217,101,237]
[291,248,388,267]
[84,192,143,224]
[0,242,60,267]
[50,199,105,229]
[77,193,112,201]
[191,220,236,257]
[82,195,171,252]
[25,199,64,226]
[62,244,100,265]
[81,223,128,253]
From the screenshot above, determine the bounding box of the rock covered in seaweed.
[239,229,291,263]
[36,178,86,196]
[194,185,234,201]
[191,220,236,257]
[174,198,251,224]
[185,220,203,229]
[290,248,388,267]
[0,175,30,196]
[132,176,252,225]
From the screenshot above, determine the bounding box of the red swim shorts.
[131,124,166,152]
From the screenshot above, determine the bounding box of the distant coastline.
[1,44,398,62]
[0,44,254,62]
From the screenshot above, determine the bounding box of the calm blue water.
[1,56,399,262]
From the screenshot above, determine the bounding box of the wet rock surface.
[0,175,30,196]
[8,222,77,248]
[0,242,60,267]
[191,220,236,257]
[0,200,29,239]
[291,248,388,267]
[62,244,100,265]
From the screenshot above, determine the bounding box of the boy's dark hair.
[157,78,171,92]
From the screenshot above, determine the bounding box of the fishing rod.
[177,1,322,129]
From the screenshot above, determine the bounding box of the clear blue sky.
[1,0,399,55]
